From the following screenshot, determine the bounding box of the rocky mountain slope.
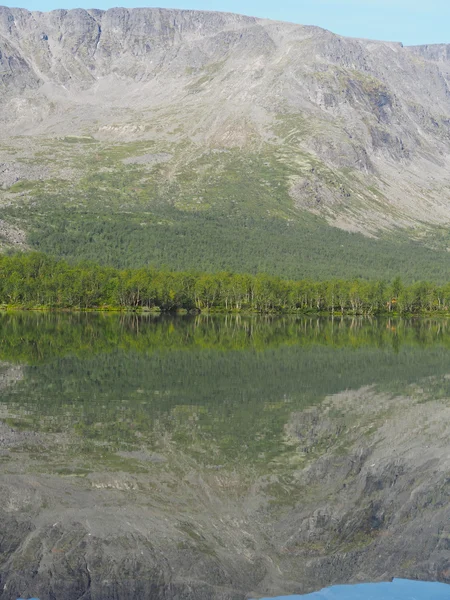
[1,6,450,275]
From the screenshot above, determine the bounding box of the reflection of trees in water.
[1,313,450,364]
[2,314,450,468]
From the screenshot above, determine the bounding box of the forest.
[1,252,450,315]
[4,142,450,283]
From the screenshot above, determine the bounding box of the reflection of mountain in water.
[1,314,450,599]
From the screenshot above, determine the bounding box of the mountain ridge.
[3,5,450,45]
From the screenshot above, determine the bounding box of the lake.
[1,313,450,599]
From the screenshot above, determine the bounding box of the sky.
[3,0,450,46]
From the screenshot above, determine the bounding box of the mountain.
[1,6,450,279]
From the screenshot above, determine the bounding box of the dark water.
[1,313,450,599]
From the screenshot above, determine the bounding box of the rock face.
[1,6,450,233]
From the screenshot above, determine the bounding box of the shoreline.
[1,305,450,318]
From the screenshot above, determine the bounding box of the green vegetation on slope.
[24,209,450,281]
[2,138,450,281]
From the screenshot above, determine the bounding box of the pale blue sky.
[3,0,449,46]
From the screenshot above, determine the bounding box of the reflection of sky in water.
[16,581,450,600]
[260,579,450,599]
[15,581,450,600]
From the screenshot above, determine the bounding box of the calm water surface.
[262,579,450,599]
[1,314,450,599]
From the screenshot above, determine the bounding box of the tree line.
[1,253,450,314]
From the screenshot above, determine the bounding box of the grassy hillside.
[2,137,450,281]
